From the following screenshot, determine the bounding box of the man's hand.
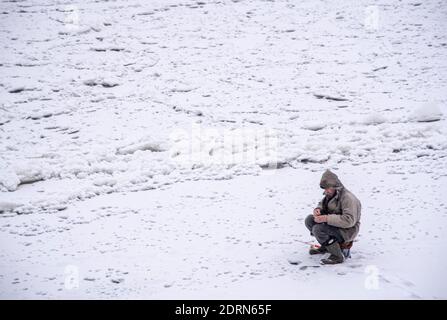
[314,215,328,224]
[313,208,321,216]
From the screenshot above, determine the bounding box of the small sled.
[310,242,353,259]
[288,241,354,267]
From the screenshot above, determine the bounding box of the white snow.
[1,166,446,299]
[363,112,388,125]
[1,0,447,299]
[116,138,165,155]
[0,166,20,192]
[409,103,444,123]
[0,201,22,213]
[302,121,327,131]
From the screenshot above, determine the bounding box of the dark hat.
[320,169,343,189]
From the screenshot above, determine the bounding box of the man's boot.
[309,244,327,255]
[320,242,345,265]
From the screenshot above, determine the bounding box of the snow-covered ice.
[0,0,446,299]
[1,165,446,299]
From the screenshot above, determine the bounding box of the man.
[305,169,361,265]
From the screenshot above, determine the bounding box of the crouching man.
[305,170,361,265]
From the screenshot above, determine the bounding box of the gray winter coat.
[316,170,361,242]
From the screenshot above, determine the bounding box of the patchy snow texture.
[409,103,444,123]
[0,0,447,299]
